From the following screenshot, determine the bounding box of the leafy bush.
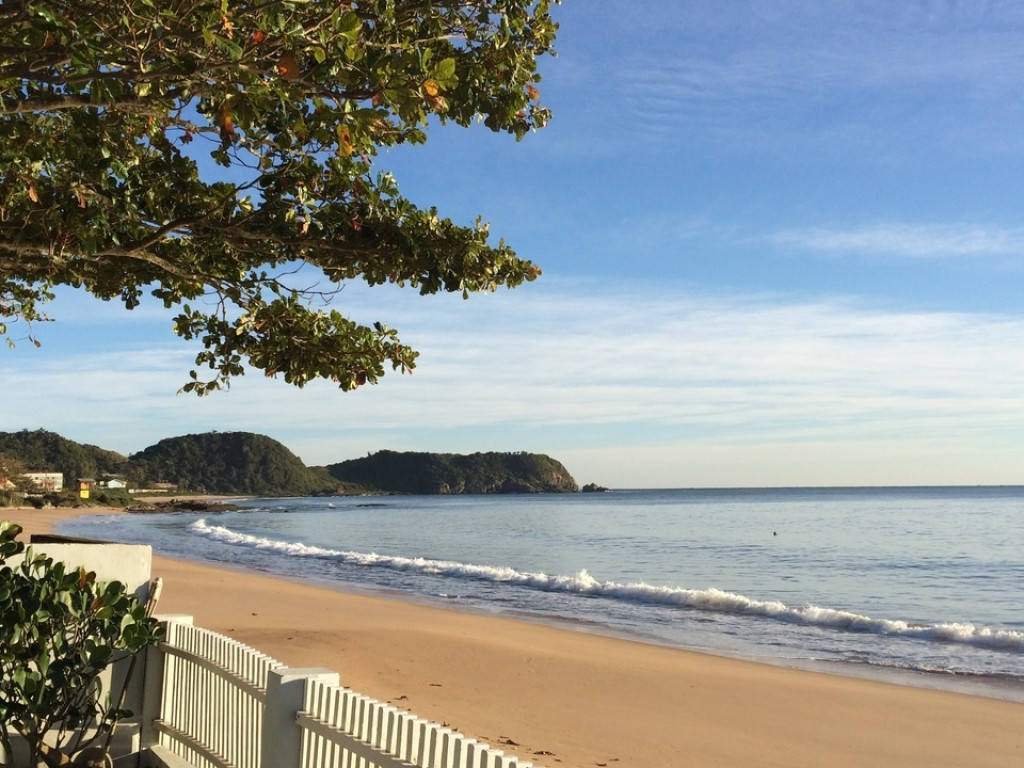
[0,522,162,767]
[92,491,133,508]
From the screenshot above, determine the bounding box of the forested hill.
[325,450,580,494]
[1,430,583,497]
[129,432,339,496]
[0,429,131,483]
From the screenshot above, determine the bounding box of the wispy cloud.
[768,223,1024,259]
[553,2,1024,155]
[6,279,1024,485]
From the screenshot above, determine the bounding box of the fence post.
[261,668,339,768]
[139,615,194,755]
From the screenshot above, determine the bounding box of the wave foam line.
[188,519,1024,653]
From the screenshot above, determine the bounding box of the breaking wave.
[188,518,1024,654]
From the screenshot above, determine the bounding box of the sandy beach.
[7,506,1023,768]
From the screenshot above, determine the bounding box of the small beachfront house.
[23,471,63,493]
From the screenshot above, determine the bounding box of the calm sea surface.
[58,487,1024,701]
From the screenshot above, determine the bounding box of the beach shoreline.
[6,505,1024,768]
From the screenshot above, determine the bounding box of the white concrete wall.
[12,540,153,601]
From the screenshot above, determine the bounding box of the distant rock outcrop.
[325,450,580,494]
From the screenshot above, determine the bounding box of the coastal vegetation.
[326,449,579,494]
[0,0,558,394]
[0,522,161,767]
[0,430,131,487]
[129,432,339,496]
[0,430,582,498]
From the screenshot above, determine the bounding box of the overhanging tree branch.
[0,0,559,393]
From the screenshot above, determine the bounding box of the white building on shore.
[23,472,63,493]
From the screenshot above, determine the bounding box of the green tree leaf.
[0,525,161,762]
[0,0,558,392]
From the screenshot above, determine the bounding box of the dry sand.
[7,506,1023,768]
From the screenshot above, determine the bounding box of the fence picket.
[426,722,441,768]
[406,717,428,766]
[150,621,542,768]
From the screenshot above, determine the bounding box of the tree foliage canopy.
[0,0,557,392]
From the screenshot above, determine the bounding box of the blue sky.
[5,1,1024,488]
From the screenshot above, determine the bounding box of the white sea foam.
[187,519,1024,654]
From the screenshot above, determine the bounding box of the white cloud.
[769,223,1024,259]
[7,279,1024,486]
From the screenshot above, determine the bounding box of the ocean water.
[57,487,1024,701]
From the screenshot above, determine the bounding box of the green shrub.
[0,522,162,767]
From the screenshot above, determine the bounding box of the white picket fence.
[143,619,283,768]
[141,617,541,768]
